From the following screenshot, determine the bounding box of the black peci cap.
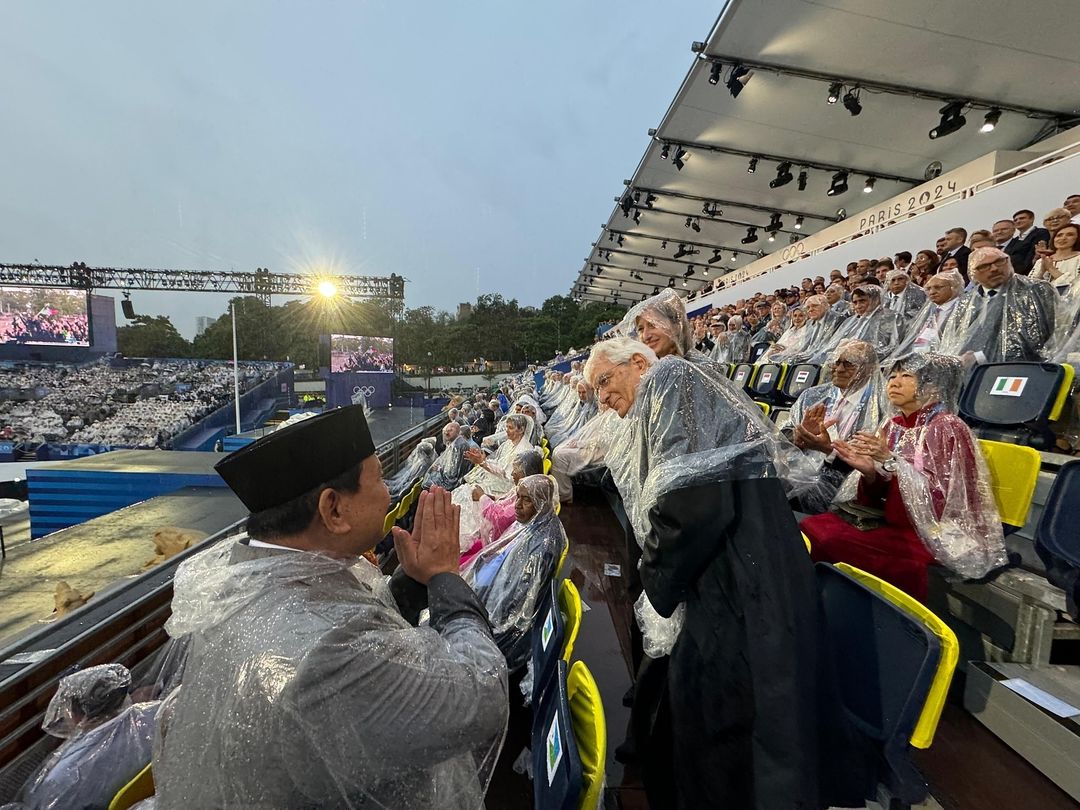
[214,405,375,513]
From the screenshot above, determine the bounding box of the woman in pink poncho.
[460,448,545,567]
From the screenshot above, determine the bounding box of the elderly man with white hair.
[884,269,928,322]
[582,336,859,810]
[938,246,1058,364]
[886,269,965,358]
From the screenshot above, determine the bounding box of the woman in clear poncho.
[460,475,567,671]
[583,337,852,809]
[540,375,582,440]
[550,403,620,503]
[801,353,1008,600]
[786,341,890,514]
[808,284,901,363]
[482,397,544,450]
[385,438,438,502]
[459,449,545,565]
[458,414,535,497]
[759,306,809,363]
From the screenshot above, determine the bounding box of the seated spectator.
[940,227,972,279]
[810,285,900,363]
[910,249,940,286]
[894,251,913,271]
[1008,208,1051,275]
[1030,222,1080,295]
[1065,194,1080,224]
[760,307,809,363]
[549,404,619,504]
[17,664,159,810]
[825,283,850,317]
[884,269,928,322]
[713,315,752,362]
[547,380,598,447]
[969,229,994,250]
[770,295,843,364]
[461,475,567,670]
[422,421,475,490]
[888,269,965,357]
[385,439,437,502]
[938,247,1058,364]
[801,354,1008,600]
[759,301,791,343]
[456,413,536,513]
[459,448,544,563]
[787,341,888,513]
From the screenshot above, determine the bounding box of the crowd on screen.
[0,311,90,345]
[0,359,287,448]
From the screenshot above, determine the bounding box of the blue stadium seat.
[778,363,822,405]
[816,562,943,807]
[729,363,755,392]
[749,341,771,362]
[532,660,583,810]
[1035,460,1080,617]
[958,362,1074,450]
[531,581,566,705]
[748,362,787,403]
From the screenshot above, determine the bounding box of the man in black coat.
[939,227,972,281]
[1006,208,1051,276]
[586,338,869,809]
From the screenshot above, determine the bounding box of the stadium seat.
[771,407,793,431]
[108,763,154,810]
[749,342,771,363]
[778,363,822,405]
[816,562,955,807]
[532,581,567,704]
[748,362,787,403]
[754,401,771,417]
[544,457,553,475]
[555,538,569,573]
[382,503,400,536]
[729,363,755,392]
[977,439,1040,533]
[532,660,583,810]
[567,661,607,810]
[559,578,582,663]
[958,362,1074,450]
[1034,460,1080,604]
[801,532,811,553]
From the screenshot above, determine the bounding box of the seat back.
[816,563,941,804]
[559,578,582,663]
[1035,459,1080,569]
[749,341,771,362]
[567,661,607,810]
[729,363,755,391]
[782,363,822,403]
[771,407,792,431]
[958,362,1067,439]
[749,363,786,402]
[977,439,1040,530]
[532,660,583,810]
[532,581,566,704]
[108,763,154,810]
[754,401,771,417]
[544,457,553,475]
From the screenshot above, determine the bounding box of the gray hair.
[932,268,965,294]
[583,337,658,386]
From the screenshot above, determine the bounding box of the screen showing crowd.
[330,334,394,373]
[0,286,91,347]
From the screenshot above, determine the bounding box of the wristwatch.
[881,455,898,473]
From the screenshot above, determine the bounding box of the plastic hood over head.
[886,352,963,412]
[617,289,693,357]
[385,439,437,501]
[42,664,133,739]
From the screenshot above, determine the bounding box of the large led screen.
[330,334,394,373]
[0,286,91,347]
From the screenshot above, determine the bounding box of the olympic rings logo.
[353,385,376,397]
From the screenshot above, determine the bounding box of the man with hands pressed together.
[155,405,508,810]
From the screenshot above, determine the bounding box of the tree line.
[116,294,624,370]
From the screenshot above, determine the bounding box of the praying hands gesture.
[391,487,461,584]
[792,403,835,454]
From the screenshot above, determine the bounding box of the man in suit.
[940,227,972,281]
[1008,209,1051,275]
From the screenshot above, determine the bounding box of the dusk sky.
[0,1,720,337]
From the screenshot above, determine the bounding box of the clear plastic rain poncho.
[154,539,508,809]
[835,353,1008,579]
[604,354,818,655]
[769,298,844,364]
[460,414,536,497]
[459,449,546,557]
[422,431,474,490]
[809,285,901,363]
[461,475,567,671]
[884,270,928,322]
[539,376,581,439]
[937,251,1059,362]
[484,398,544,449]
[616,289,694,355]
[759,309,809,363]
[885,270,964,360]
[546,384,599,448]
[386,438,438,501]
[14,665,159,810]
[788,342,890,513]
[553,406,621,476]
[710,327,752,364]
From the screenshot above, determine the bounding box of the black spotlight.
[708,249,723,264]
[827,170,849,196]
[863,177,876,194]
[769,161,794,188]
[980,108,1001,133]
[684,216,693,229]
[672,146,688,171]
[660,143,670,160]
[121,293,136,320]
[842,88,862,116]
[726,64,751,98]
[766,212,783,232]
[835,207,847,221]
[747,156,758,173]
[827,82,842,104]
[708,61,723,85]
[645,193,657,207]
[741,227,759,244]
[667,277,676,288]
[797,169,808,191]
[653,286,660,295]
[929,100,968,139]
[620,195,632,215]
[690,218,701,233]
[794,216,804,230]
[632,209,642,224]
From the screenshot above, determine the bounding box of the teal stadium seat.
[958,362,1074,450]
[532,660,583,810]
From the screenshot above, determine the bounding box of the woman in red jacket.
[801,353,1007,600]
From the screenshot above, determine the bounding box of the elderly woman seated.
[461,475,567,670]
[459,449,545,565]
[786,341,889,513]
[801,353,1008,601]
[759,307,809,363]
[582,336,840,810]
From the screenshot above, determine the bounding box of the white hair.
[728,315,744,327]
[583,337,658,386]
[931,268,965,294]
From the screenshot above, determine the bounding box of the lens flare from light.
[317,280,338,299]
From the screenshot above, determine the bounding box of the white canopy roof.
[573,0,1080,305]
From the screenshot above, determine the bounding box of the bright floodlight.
[317,280,338,299]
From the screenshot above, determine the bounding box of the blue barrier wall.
[325,372,393,409]
[171,366,295,451]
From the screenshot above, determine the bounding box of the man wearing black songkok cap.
[154,405,509,809]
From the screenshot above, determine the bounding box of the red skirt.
[801,511,935,601]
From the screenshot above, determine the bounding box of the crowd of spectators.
[0,359,288,448]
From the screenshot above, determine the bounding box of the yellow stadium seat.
[801,532,811,553]
[1049,362,1076,422]
[382,504,399,536]
[836,563,959,749]
[755,401,770,417]
[978,439,1040,530]
[543,457,553,475]
[108,763,154,810]
[559,577,581,663]
[567,661,607,810]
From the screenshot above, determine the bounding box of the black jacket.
[1004,227,1051,276]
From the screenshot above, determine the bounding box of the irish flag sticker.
[989,376,1027,397]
